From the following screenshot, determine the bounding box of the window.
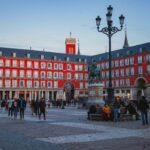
[126,68,130,76]
[5,69,10,77]
[41,81,45,88]
[12,80,17,88]
[19,80,24,88]
[131,67,134,75]
[85,82,89,89]
[138,66,143,74]
[84,74,88,80]
[138,56,142,64]
[75,73,78,80]
[115,60,119,67]
[20,60,25,68]
[102,72,105,79]
[126,79,130,86]
[27,80,32,88]
[5,80,11,88]
[67,73,71,79]
[41,55,44,59]
[79,73,83,80]
[47,63,52,69]
[12,60,17,67]
[120,79,125,86]
[27,70,32,78]
[47,72,52,78]
[0,80,3,87]
[54,81,58,88]
[120,59,124,67]
[54,63,58,70]
[106,71,109,78]
[146,54,150,62]
[130,57,134,65]
[33,71,38,78]
[34,62,39,69]
[115,80,119,87]
[0,59,4,67]
[53,72,58,79]
[80,82,83,89]
[34,81,39,88]
[75,65,78,71]
[20,70,24,78]
[78,65,83,71]
[120,69,124,77]
[125,58,129,66]
[5,60,10,67]
[12,70,17,77]
[27,61,32,68]
[47,81,52,88]
[41,62,46,69]
[105,62,109,69]
[112,70,114,78]
[115,70,119,77]
[84,65,88,71]
[59,64,63,70]
[0,69,3,77]
[59,72,63,79]
[41,71,46,78]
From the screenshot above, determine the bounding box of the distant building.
[0,36,150,101]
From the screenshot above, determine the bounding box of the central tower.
[65,32,76,55]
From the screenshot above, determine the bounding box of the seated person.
[87,105,97,120]
[102,104,111,121]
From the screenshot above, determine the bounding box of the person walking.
[18,97,26,120]
[39,98,46,120]
[30,99,35,116]
[8,99,14,117]
[138,96,149,125]
[113,97,121,122]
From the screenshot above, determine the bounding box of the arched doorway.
[64,82,74,104]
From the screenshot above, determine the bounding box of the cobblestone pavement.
[0,106,150,150]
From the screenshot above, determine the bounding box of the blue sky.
[0,0,149,55]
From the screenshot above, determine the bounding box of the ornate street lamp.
[95,5,125,103]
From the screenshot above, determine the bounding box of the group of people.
[30,98,47,120]
[1,97,26,120]
[88,96,149,125]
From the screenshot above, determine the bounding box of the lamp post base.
[107,88,114,104]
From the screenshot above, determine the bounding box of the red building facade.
[0,41,150,101]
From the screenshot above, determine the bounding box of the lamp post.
[95,5,125,103]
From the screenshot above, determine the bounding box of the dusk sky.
[0,0,149,55]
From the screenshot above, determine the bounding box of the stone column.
[9,91,12,99]
[52,91,54,100]
[2,90,5,99]
[29,91,32,101]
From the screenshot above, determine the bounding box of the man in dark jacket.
[39,98,46,120]
[18,97,26,120]
[138,96,149,125]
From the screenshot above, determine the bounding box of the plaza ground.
[0,106,150,150]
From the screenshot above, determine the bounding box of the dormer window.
[54,56,57,60]
[13,52,16,58]
[67,57,70,61]
[126,51,130,55]
[41,55,44,59]
[139,47,142,53]
[117,53,120,57]
[0,51,2,56]
[79,58,81,62]
[27,53,30,58]
[84,59,87,63]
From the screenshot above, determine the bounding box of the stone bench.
[120,114,133,121]
[89,113,103,121]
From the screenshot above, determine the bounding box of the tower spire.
[123,26,129,48]
[77,39,81,55]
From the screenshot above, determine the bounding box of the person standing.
[18,97,26,120]
[138,96,149,125]
[113,97,121,122]
[35,98,40,117]
[13,99,19,119]
[39,98,46,120]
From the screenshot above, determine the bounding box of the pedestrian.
[18,97,26,120]
[138,96,149,125]
[113,97,121,122]
[35,98,40,117]
[1,100,6,113]
[8,99,14,117]
[13,99,19,119]
[39,98,46,120]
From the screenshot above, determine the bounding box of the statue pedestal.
[88,83,103,100]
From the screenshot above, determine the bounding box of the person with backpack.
[18,97,26,120]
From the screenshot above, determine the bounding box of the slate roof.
[0,42,150,63]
